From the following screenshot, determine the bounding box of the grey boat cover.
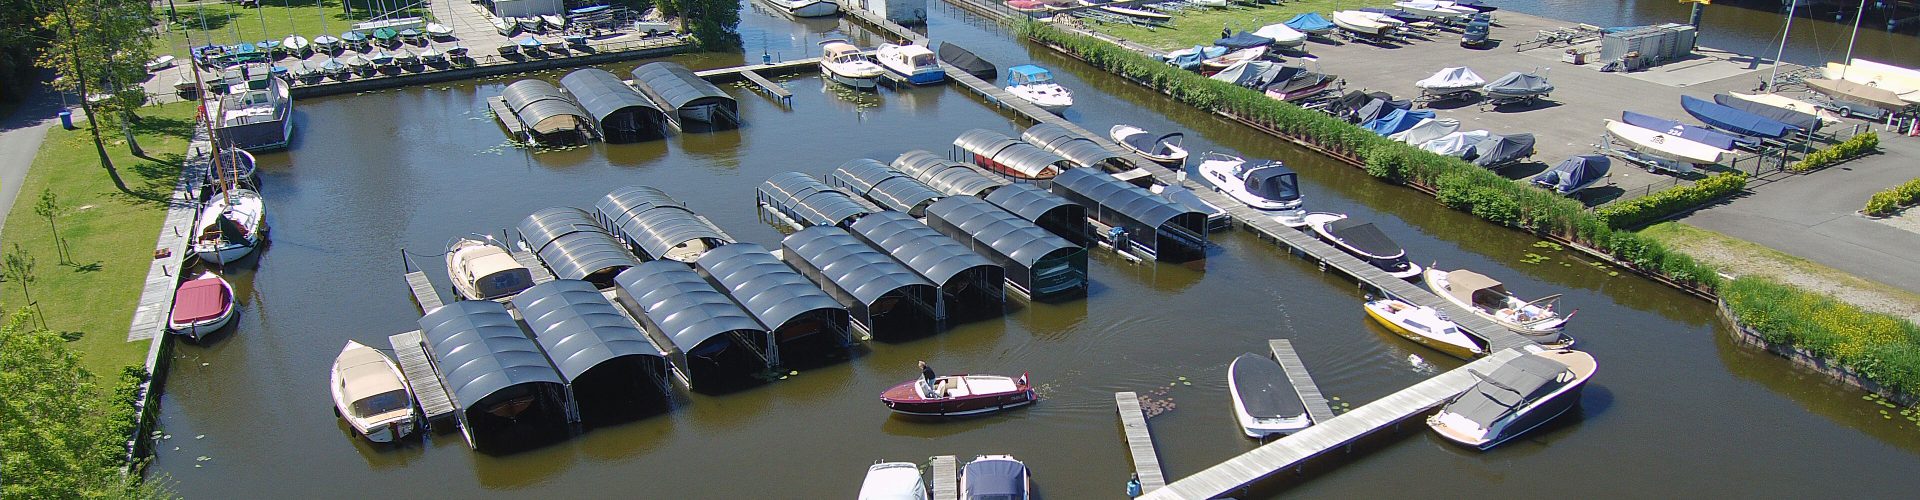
[614,261,765,355]
[758,171,874,227]
[1415,67,1485,91]
[509,280,666,382]
[1326,217,1404,259]
[1210,60,1280,88]
[1469,133,1536,167]
[962,458,1028,499]
[417,300,562,411]
[937,42,995,80]
[1483,71,1553,97]
[1387,117,1460,145]
[924,196,1079,268]
[1421,130,1492,157]
[1213,31,1274,50]
[594,186,732,260]
[1051,168,1202,236]
[1353,95,1412,124]
[1119,129,1185,158]
[1714,93,1822,133]
[827,159,944,217]
[1232,353,1304,418]
[1447,353,1572,425]
[1533,155,1611,194]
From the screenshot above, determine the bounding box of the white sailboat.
[1603,119,1730,166]
[192,188,268,264]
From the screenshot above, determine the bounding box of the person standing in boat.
[919,361,936,385]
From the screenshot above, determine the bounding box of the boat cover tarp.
[984,183,1081,226]
[1387,117,1460,145]
[630,62,735,112]
[1354,96,1411,124]
[1264,67,1326,95]
[418,300,563,412]
[615,261,766,355]
[1449,354,1568,425]
[1534,155,1611,194]
[1241,164,1301,202]
[1285,12,1336,33]
[758,172,873,227]
[1469,133,1536,167]
[937,42,996,80]
[1051,168,1202,237]
[1232,353,1305,418]
[1211,60,1280,87]
[1621,110,1738,151]
[594,186,731,260]
[1363,109,1436,136]
[781,226,933,307]
[1416,67,1486,91]
[1251,24,1308,46]
[1803,78,1908,111]
[1483,71,1553,97]
[1328,217,1404,258]
[924,197,1079,268]
[1166,45,1227,70]
[1680,95,1796,139]
[1714,93,1822,133]
[1120,129,1185,158]
[693,243,848,333]
[849,211,1003,289]
[510,280,666,382]
[1158,185,1225,218]
[1213,31,1274,50]
[1422,130,1491,157]
[962,459,1027,499]
[518,207,641,281]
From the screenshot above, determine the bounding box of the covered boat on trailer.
[782,226,941,338]
[1482,71,1553,105]
[511,280,672,422]
[1467,133,1535,168]
[1715,93,1825,133]
[614,261,774,387]
[1680,95,1798,141]
[1531,155,1611,195]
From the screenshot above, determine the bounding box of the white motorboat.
[858,461,930,500]
[145,55,176,72]
[425,22,454,39]
[168,271,235,341]
[446,236,535,301]
[1304,212,1422,279]
[1200,47,1266,74]
[192,188,267,264]
[330,340,419,443]
[1005,64,1072,113]
[282,35,311,56]
[1425,268,1574,340]
[819,39,885,90]
[1332,10,1402,36]
[1229,353,1312,438]
[768,0,841,17]
[1428,348,1596,450]
[960,455,1031,499]
[1110,124,1188,165]
[1394,1,1475,20]
[1364,298,1484,360]
[1603,119,1731,166]
[874,43,946,85]
[1197,153,1306,226]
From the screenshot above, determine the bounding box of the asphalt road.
[0,83,63,242]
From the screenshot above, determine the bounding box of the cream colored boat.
[446,236,535,301]
[1425,268,1571,339]
[330,340,417,443]
[1428,348,1596,450]
[1363,297,1484,360]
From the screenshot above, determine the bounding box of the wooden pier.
[388,329,459,426]
[1268,339,1335,425]
[929,455,959,500]
[488,96,530,143]
[404,270,445,314]
[126,140,208,342]
[1115,392,1168,493]
[1143,348,1526,498]
[509,250,556,284]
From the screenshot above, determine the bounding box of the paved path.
[0,82,62,241]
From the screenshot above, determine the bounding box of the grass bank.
[1089,1,1388,51]
[1,100,198,378]
[153,0,426,57]
[1722,276,1920,399]
[1643,222,1920,321]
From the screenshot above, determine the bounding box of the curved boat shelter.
[559,68,666,143]
[614,261,774,386]
[518,207,642,288]
[950,129,1070,181]
[756,172,877,229]
[1049,168,1209,263]
[983,183,1088,247]
[826,159,946,218]
[510,280,672,422]
[781,226,940,338]
[1021,123,1144,183]
[849,211,1006,321]
[894,150,1007,197]
[502,79,597,146]
[694,243,852,359]
[924,197,1087,301]
[418,300,569,450]
[630,62,738,130]
[594,186,733,263]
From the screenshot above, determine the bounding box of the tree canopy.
[1,309,163,498]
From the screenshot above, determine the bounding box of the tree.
[3,245,41,329]
[0,309,164,499]
[39,0,156,192]
[658,0,741,50]
[34,189,72,265]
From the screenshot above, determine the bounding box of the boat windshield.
[911,53,937,67]
[351,389,411,417]
[1243,166,1299,201]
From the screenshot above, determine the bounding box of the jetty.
[1268,339,1335,425]
[1115,392,1168,493]
[388,329,459,427]
[930,455,959,500]
[509,249,557,284]
[693,57,819,104]
[1144,348,1527,499]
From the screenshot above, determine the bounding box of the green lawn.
[153,0,429,57]
[1,101,199,378]
[1087,0,1390,51]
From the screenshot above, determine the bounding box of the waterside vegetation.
[1723,277,1920,399]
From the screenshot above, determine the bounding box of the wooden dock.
[1142,348,1526,498]
[405,270,445,314]
[929,455,959,500]
[1268,339,1336,425]
[126,140,208,342]
[389,329,459,426]
[1115,392,1168,493]
[509,250,556,284]
[488,96,529,142]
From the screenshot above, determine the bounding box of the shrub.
[1596,172,1748,229]
[1722,276,1920,396]
[1863,175,1920,217]
[1790,131,1878,173]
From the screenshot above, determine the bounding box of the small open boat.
[426,22,454,39]
[961,455,1030,499]
[858,461,930,499]
[1364,297,1484,359]
[1333,10,1403,37]
[880,372,1035,417]
[1110,124,1187,166]
[1530,155,1610,196]
[193,188,267,264]
[1229,353,1312,437]
[1005,65,1072,113]
[330,340,418,443]
[446,236,535,301]
[168,271,236,341]
[1603,119,1729,166]
[1425,268,1575,342]
[1305,213,1421,279]
[1428,348,1595,450]
[819,39,885,90]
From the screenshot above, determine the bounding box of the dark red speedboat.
[880,373,1035,417]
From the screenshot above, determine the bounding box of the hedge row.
[1594,172,1749,229]
[1722,276,1920,397]
[1790,131,1879,173]
[1018,21,1723,290]
[1865,175,1920,217]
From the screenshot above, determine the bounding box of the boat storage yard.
[134,0,1920,498]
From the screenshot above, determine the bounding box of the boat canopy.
[1119,129,1184,158]
[1621,110,1738,150]
[1714,94,1822,133]
[757,172,876,228]
[559,69,665,143]
[417,300,564,415]
[518,207,641,285]
[781,226,939,332]
[1416,67,1486,90]
[895,150,1008,197]
[1213,31,1274,50]
[1327,217,1404,259]
[952,129,1071,179]
[1388,117,1460,145]
[1240,163,1301,202]
[1449,354,1572,425]
[1284,12,1336,33]
[937,42,996,79]
[502,79,594,139]
[1804,77,1909,111]
[1534,155,1611,194]
[1439,269,1510,307]
[1483,71,1553,97]
[593,186,732,261]
[1005,64,1055,86]
[458,244,534,300]
[695,243,850,342]
[509,280,669,390]
[848,211,1005,302]
[1680,95,1797,139]
[1023,123,1129,171]
[984,183,1089,246]
[1469,133,1536,167]
[1232,353,1305,418]
[923,197,1086,298]
[1364,108,1436,136]
[962,459,1028,499]
[630,62,737,122]
[826,159,944,218]
[1050,168,1207,262]
[614,261,772,372]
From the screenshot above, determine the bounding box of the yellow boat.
[1364,298,1484,360]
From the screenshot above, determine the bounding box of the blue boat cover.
[1713,94,1822,133]
[1363,109,1435,136]
[1168,45,1228,70]
[1533,155,1611,194]
[1681,95,1797,139]
[1621,110,1738,151]
[1214,31,1274,50]
[963,459,1027,498]
[1285,13,1335,33]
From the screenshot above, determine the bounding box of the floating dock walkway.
[930,455,959,500]
[509,250,557,284]
[388,329,459,426]
[1144,348,1527,499]
[693,57,820,105]
[1269,339,1336,425]
[1115,392,1168,493]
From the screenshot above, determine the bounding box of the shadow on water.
[1713,321,1920,452]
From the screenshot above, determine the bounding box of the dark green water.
[146,2,1920,497]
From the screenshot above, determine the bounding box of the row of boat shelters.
[694,243,853,357]
[510,280,672,423]
[1050,168,1209,263]
[419,300,572,450]
[613,261,775,388]
[924,196,1088,301]
[950,129,1071,181]
[594,186,734,263]
[826,159,945,218]
[1022,123,1150,185]
[501,79,598,146]
[757,172,880,229]
[559,69,667,144]
[518,207,642,288]
[781,226,941,338]
[630,62,738,131]
[849,211,1007,321]
[894,149,1007,197]
[983,183,1089,247]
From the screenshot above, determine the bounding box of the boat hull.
[879,376,1035,417]
[1435,371,1586,451]
[785,0,841,17]
[1363,303,1480,360]
[825,70,879,90]
[167,302,235,342]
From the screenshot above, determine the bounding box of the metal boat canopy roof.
[518,207,641,284]
[826,159,945,218]
[630,62,736,113]
[923,196,1086,296]
[1022,123,1128,170]
[694,243,850,337]
[757,172,877,228]
[848,211,1005,293]
[417,300,564,413]
[501,79,593,136]
[781,227,938,331]
[983,182,1088,245]
[894,150,1007,197]
[559,68,665,143]
[1049,168,1207,260]
[509,280,668,384]
[614,261,771,368]
[952,129,1070,179]
[594,186,732,261]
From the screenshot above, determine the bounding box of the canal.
[148,2,1920,497]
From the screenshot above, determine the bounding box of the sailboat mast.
[1768,1,1799,90]
[1841,0,1868,81]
